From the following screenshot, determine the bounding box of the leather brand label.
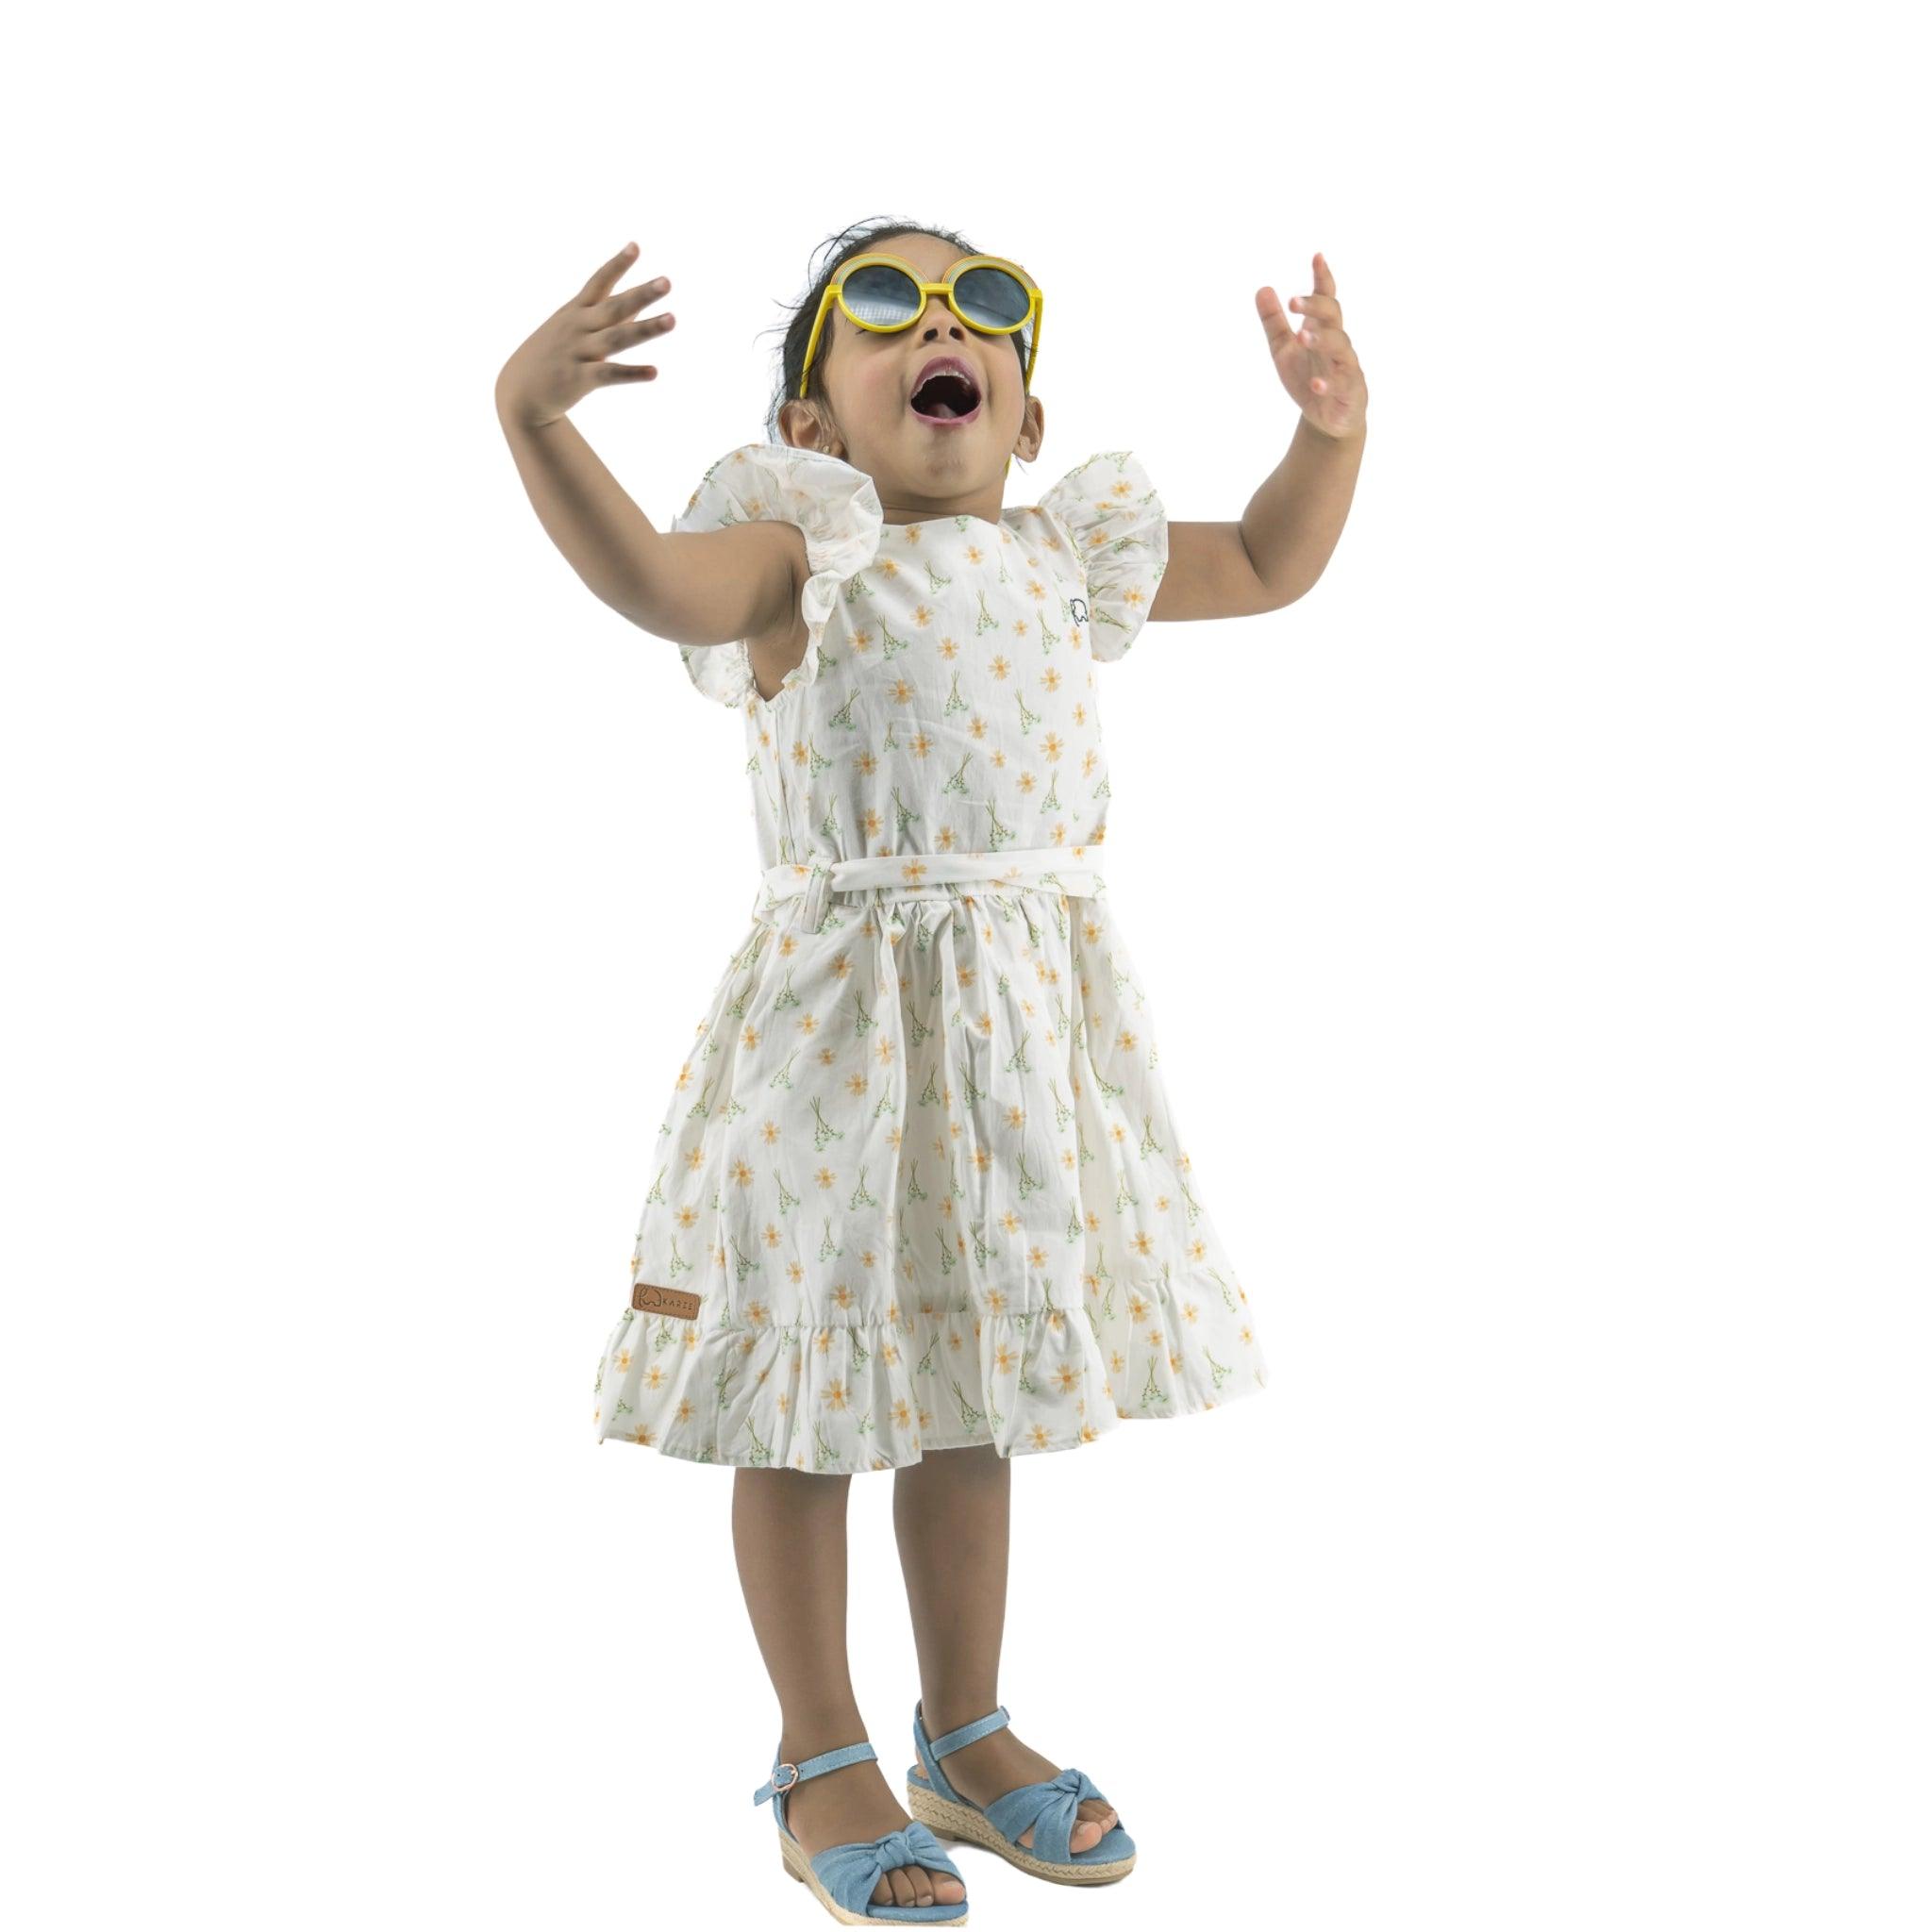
[632,1281,701,1320]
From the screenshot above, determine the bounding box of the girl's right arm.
[494,242,802,652]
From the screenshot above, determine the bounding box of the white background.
[8,3,1927,1926]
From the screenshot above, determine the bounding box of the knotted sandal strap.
[983,1765,1107,1866]
[808,1820,964,1917]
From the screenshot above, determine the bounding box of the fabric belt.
[756,846,1107,933]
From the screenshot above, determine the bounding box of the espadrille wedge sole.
[905,1700,1137,1886]
[754,1739,969,1924]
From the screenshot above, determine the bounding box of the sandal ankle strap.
[753,1739,876,1806]
[922,1701,1011,1759]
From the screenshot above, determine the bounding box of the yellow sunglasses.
[797,252,1043,478]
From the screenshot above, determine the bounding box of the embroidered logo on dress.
[632,1282,701,1320]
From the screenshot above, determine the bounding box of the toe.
[875,1863,952,1909]
[1019,1812,1107,1854]
[1074,1796,1115,1849]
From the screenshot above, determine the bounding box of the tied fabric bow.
[983,1764,1110,1865]
[810,1821,961,1915]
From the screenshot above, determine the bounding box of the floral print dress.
[591,441,1269,1472]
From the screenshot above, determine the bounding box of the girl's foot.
[923,1719,1119,1853]
[781,1740,967,1912]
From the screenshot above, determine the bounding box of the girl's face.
[780,232,1044,525]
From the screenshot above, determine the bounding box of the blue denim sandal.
[755,1739,970,1924]
[903,1700,1137,1885]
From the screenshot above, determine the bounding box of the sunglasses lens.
[946,266,1027,334]
[953,266,1030,334]
[842,262,924,327]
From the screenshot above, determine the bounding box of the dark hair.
[759,218,1034,466]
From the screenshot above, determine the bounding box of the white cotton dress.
[591,441,1269,1472]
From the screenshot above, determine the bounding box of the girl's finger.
[591,275,672,327]
[1289,291,1343,324]
[1311,252,1337,298]
[578,241,640,306]
[580,311,675,360]
[1255,287,1302,356]
[594,361,659,385]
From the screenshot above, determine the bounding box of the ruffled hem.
[591,1259,1267,1473]
[673,442,886,710]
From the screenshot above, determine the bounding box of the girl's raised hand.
[494,242,675,431]
[1256,253,1367,441]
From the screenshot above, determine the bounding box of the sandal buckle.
[772,1760,800,1792]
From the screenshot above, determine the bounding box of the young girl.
[496,221,1367,1924]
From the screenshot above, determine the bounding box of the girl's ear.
[777,397,841,458]
[1013,392,1046,466]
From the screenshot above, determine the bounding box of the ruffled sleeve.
[1037,451,1168,662]
[668,442,885,708]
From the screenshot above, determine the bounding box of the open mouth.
[908,362,983,425]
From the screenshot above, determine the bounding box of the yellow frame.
[796,252,1043,479]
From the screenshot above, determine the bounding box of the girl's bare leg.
[891,1443,1118,1852]
[733,1466,964,1910]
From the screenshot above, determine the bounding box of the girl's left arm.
[1151,252,1368,622]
